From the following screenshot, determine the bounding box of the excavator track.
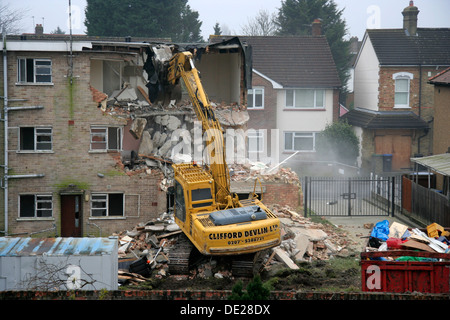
[231,250,267,278]
[231,254,256,277]
[168,234,193,275]
[168,234,269,277]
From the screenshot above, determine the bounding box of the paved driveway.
[325,214,424,251]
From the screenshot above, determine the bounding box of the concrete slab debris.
[273,247,299,269]
[115,203,359,285]
[129,117,147,139]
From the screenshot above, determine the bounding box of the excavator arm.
[146,46,281,264]
[164,51,233,207]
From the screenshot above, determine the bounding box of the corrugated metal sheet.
[411,153,450,176]
[0,237,117,257]
[0,237,118,291]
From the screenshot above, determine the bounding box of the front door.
[61,195,82,237]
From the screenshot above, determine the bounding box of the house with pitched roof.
[342,1,450,174]
[212,22,342,168]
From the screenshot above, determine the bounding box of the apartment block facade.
[0,34,169,237]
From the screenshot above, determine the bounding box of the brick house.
[0,29,253,237]
[342,2,450,174]
[428,67,450,157]
[422,67,450,194]
[211,23,341,167]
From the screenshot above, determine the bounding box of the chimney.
[312,19,322,36]
[35,24,44,35]
[402,1,419,36]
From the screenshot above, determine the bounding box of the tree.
[275,0,351,92]
[84,0,203,42]
[51,26,66,35]
[213,22,222,36]
[228,275,271,300]
[0,2,28,34]
[315,120,359,166]
[241,9,277,36]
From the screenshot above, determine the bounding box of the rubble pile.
[269,205,358,267]
[365,220,450,257]
[230,163,300,186]
[115,207,359,285]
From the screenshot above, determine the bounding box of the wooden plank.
[137,86,152,105]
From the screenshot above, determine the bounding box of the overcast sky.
[5,0,450,40]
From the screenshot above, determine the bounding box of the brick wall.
[432,85,450,155]
[432,84,450,191]
[2,50,166,236]
[263,182,302,210]
[247,72,277,156]
[377,66,448,158]
[3,289,447,300]
[378,66,446,119]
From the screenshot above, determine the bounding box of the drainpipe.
[2,30,8,235]
[417,64,426,156]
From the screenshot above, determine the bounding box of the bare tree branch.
[20,257,100,291]
[241,9,278,36]
[0,2,29,34]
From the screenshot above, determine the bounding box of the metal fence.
[302,176,396,217]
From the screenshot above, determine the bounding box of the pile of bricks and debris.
[230,163,300,186]
[115,206,360,285]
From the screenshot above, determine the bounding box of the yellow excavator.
[147,46,281,276]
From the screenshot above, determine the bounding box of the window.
[247,130,264,153]
[393,72,413,108]
[19,194,53,218]
[191,188,213,208]
[174,181,186,222]
[286,89,324,108]
[17,58,52,84]
[248,87,264,109]
[20,127,52,151]
[284,132,315,152]
[90,126,122,151]
[91,193,124,217]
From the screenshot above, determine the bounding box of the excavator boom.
[166,52,231,206]
[147,45,281,275]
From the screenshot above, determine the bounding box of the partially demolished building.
[0,27,264,237]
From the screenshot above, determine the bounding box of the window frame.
[247,87,264,109]
[19,194,53,218]
[90,126,122,152]
[19,126,53,152]
[247,129,265,153]
[90,193,124,217]
[285,89,325,109]
[284,131,316,152]
[393,72,413,108]
[17,57,53,84]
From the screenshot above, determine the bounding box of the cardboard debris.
[401,239,437,253]
[388,222,409,239]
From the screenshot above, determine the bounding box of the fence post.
[304,177,308,217]
[348,177,352,216]
[391,176,395,217]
